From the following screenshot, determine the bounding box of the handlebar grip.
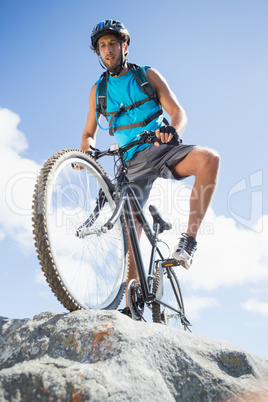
[151,136,161,144]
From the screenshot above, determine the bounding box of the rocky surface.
[0,310,268,401]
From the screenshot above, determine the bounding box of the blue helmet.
[91,19,130,50]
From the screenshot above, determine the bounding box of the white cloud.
[145,179,268,292]
[0,108,41,253]
[0,230,5,241]
[184,295,220,320]
[0,108,28,153]
[1,109,267,304]
[241,298,268,316]
[186,213,268,291]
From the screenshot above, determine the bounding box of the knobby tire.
[152,265,186,329]
[32,149,129,312]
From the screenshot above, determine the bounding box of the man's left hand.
[154,126,180,147]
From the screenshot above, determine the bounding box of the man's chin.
[102,59,120,72]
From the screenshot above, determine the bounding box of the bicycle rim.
[33,149,128,311]
[152,266,185,329]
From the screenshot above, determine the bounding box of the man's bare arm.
[80,84,98,151]
[146,68,188,144]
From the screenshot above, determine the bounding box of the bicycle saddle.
[149,205,172,233]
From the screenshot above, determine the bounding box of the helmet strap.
[98,55,106,70]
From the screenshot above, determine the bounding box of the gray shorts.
[126,142,196,207]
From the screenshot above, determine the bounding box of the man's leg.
[171,146,220,267]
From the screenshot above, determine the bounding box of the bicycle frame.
[102,174,186,318]
[90,134,190,326]
[124,187,163,303]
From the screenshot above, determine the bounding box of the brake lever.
[138,130,160,144]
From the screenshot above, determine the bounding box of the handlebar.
[119,130,160,151]
[91,130,159,160]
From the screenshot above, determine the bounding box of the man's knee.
[171,146,220,179]
[206,148,220,171]
[198,147,220,174]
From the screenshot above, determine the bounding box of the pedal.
[161,258,180,267]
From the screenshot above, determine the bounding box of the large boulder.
[0,310,268,401]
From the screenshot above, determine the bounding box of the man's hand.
[72,149,93,170]
[73,164,84,171]
[154,125,180,147]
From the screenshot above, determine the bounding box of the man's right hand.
[72,149,93,170]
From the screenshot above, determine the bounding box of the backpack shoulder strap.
[96,71,108,117]
[128,63,160,105]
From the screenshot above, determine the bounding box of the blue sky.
[1,0,268,359]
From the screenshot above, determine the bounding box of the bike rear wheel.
[32,149,129,311]
[152,265,186,330]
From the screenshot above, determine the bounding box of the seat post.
[147,222,160,295]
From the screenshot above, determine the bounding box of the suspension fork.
[76,188,107,237]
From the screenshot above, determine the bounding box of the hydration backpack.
[96,63,168,135]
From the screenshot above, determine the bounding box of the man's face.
[98,34,127,71]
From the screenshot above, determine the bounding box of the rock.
[0,310,268,401]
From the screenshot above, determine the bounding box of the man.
[80,20,220,293]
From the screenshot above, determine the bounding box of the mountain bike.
[32,131,191,330]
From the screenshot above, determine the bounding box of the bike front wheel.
[32,149,129,311]
[152,265,186,330]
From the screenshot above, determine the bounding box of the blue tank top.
[98,66,164,160]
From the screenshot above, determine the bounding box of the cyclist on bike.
[81,19,220,276]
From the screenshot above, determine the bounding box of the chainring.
[127,279,145,320]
